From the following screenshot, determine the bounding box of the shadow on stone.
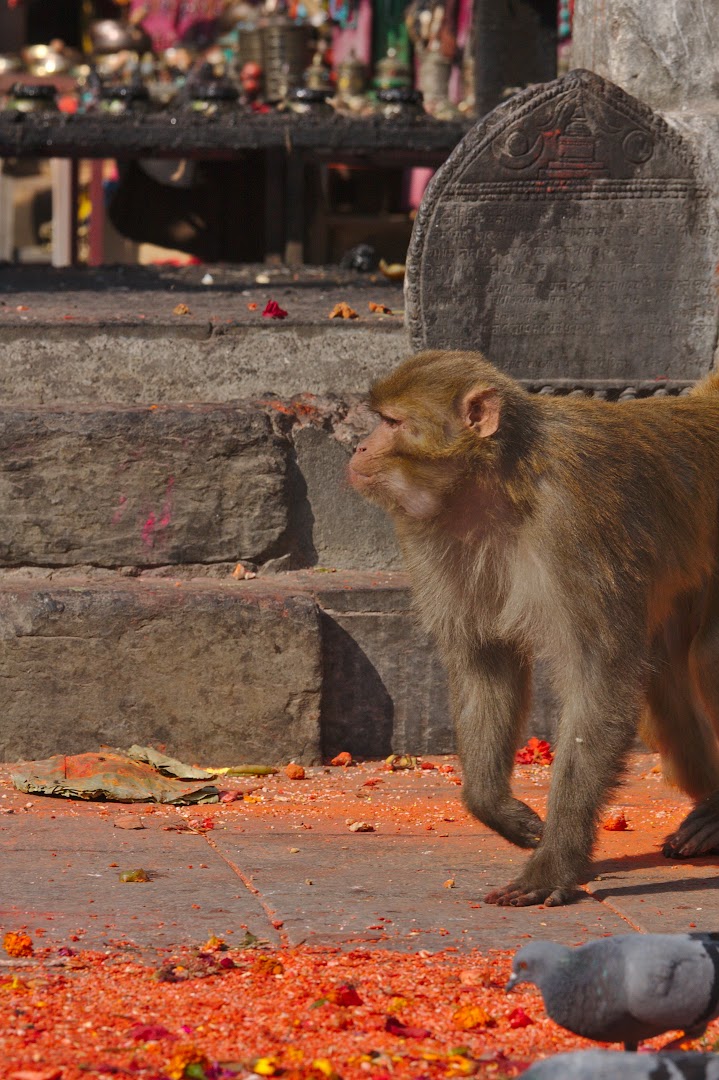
[320,613,394,760]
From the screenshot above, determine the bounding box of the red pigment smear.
[141,477,175,547]
[111,494,128,525]
[141,512,157,546]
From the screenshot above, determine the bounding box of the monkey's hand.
[464,795,543,849]
[663,793,719,858]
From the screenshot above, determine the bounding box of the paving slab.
[0,808,280,951]
[212,831,629,951]
[2,753,717,958]
[586,756,719,932]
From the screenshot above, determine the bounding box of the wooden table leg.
[88,159,105,267]
[284,152,304,267]
[264,148,285,265]
[50,158,79,268]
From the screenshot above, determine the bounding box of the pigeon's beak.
[505,973,519,993]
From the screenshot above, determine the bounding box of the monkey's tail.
[693,369,719,397]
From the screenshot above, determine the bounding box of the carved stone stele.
[405,69,718,381]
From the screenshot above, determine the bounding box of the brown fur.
[349,350,719,905]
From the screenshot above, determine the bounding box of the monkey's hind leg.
[641,607,719,801]
[663,584,719,859]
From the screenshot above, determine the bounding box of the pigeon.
[506,933,719,1051]
[522,1049,719,1080]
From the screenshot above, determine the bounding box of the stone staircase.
[0,265,470,765]
[0,263,698,765]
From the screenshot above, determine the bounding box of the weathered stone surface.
[0,815,281,948]
[573,0,719,112]
[0,324,408,405]
[0,404,289,567]
[406,69,718,380]
[306,573,562,756]
[0,568,561,763]
[0,267,408,404]
[316,579,453,760]
[293,424,402,571]
[0,578,322,764]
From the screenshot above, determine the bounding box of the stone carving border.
[405,69,704,351]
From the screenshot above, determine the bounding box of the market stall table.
[0,108,471,265]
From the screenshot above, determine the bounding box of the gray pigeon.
[506,933,719,1050]
[522,1050,719,1079]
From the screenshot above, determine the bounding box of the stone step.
[0,399,401,572]
[0,265,408,404]
[0,572,323,765]
[0,570,438,764]
[0,568,558,765]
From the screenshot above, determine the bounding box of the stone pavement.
[2,752,718,958]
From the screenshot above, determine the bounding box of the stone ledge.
[0,266,408,403]
[0,324,410,404]
[0,569,559,763]
[0,575,322,765]
[0,402,292,568]
[0,398,402,572]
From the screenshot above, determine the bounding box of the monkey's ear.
[461,388,501,438]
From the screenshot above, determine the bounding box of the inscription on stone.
[405,69,718,380]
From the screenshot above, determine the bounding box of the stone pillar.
[572,0,719,238]
[471,0,557,116]
[573,0,719,112]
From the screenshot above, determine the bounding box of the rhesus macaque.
[349,350,719,906]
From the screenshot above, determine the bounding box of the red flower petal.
[385,1016,432,1038]
[262,300,288,320]
[508,1006,534,1028]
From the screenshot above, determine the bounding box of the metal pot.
[89,19,152,56]
[22,43,75,76]
[0,55,22,77]
[261,16,312,103]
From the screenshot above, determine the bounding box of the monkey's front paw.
[663,798,719,858]
[484,881,578,907]
[464,795,544,850]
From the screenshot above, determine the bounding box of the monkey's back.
[533,391,719,627]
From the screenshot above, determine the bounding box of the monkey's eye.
[381,415,401,428]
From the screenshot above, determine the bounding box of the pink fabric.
[406,166,433,209]
[130,0,222,51]
[331,0,373,67]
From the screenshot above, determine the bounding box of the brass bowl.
[22,43,73,76]
[0,54,22,77]
[89,19,151,56]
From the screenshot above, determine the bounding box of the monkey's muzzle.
[347,457,374,493]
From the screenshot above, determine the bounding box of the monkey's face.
[348,410,449,519]
[349,355,503,521]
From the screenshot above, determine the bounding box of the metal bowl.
[89,19,152,56]
[22,43,73,76]
[218,1,255,33]
[0,54,22,77]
